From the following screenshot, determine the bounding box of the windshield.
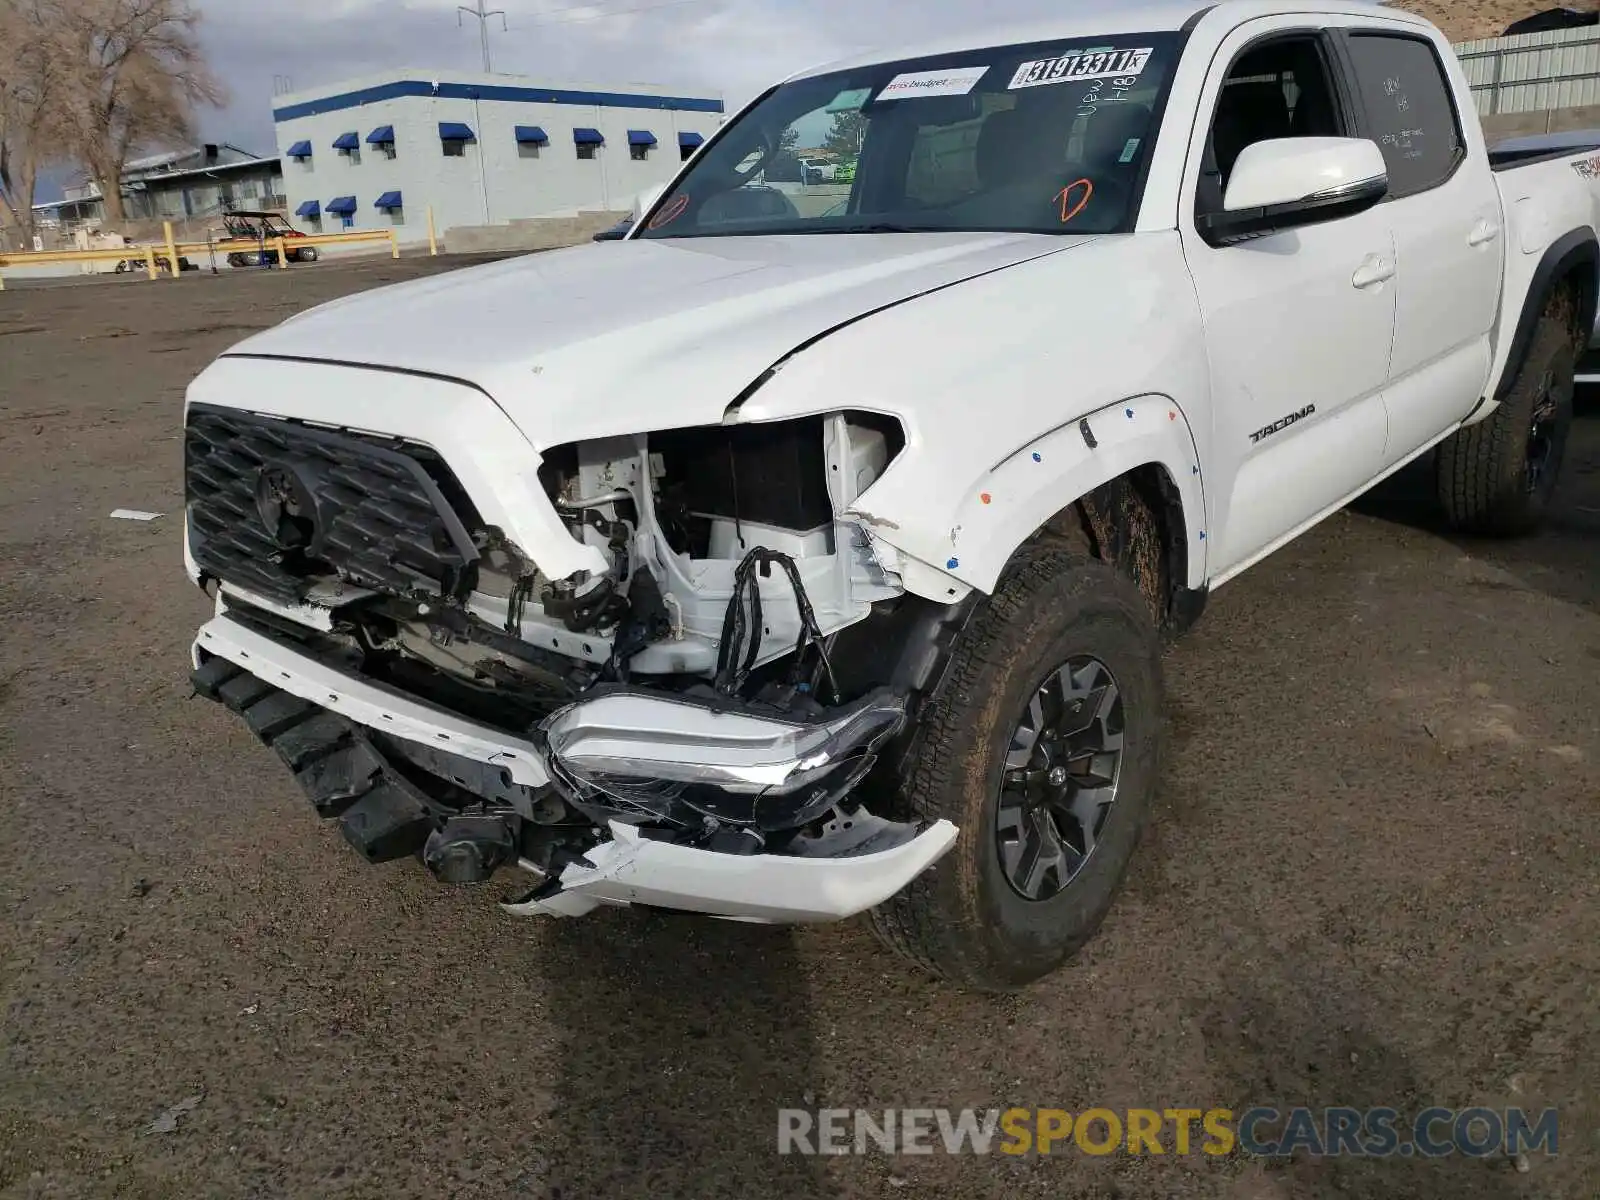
[637,32,1183,239]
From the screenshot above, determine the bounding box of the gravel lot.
[1,257,1596,1200]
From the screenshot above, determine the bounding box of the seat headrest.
[974,109,1035,189]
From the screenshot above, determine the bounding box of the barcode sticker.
[1009,48,1152,90]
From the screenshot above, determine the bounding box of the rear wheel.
[870,549,1163,991]
[1436,300,1577,536]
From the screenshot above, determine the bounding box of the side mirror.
[595,184,668,242]
[1199,137,1388,246]
[634,184,666,220]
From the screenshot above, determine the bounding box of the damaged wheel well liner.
[1024,464,1198,634]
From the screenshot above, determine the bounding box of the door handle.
[1352,254,1396,289]
[1468,219,1501,246]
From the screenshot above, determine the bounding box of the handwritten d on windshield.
[1056,179,1094,224]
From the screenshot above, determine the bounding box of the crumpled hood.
[224,231,1092,447]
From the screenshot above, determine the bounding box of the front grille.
[185,404,480,605]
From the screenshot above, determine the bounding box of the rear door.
[1337,27,1503,464]
[1177,17,1397,579]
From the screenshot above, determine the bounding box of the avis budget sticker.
[876,65,989,101]
[1009,47,1152,89]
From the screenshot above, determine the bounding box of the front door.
[1178,21,1397,579]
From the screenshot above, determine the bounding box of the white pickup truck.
[184,0,1598,991]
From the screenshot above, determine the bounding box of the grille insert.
[185,404,480,604]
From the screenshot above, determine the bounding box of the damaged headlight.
[542,689,906,833]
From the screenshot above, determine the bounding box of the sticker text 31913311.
[1009,48,1152,90]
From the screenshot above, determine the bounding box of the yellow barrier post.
[427,205,438,256]
[274,237,288,269]
[144,244,158,280]
[163,221,179,278]
[389,229,399,259]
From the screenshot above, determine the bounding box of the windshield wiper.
[835,222,932,234]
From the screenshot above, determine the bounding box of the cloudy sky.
[195,0,1089,152]
[44,0,1128,199]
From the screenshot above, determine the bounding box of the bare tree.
[0,0,66,245]
[54,0,223,223]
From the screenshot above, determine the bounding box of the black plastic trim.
[1495,228,1600,404]
[191,652,542,867]
[1490,145,1600,172]
[185,403,482,606]
[1165,584,1209,639]
[1197,176,1386,247]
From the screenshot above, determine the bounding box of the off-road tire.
[1436,300,1577,536]
[870,549,1164,991]
[297,247,319,263]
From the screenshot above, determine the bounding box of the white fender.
[850,393,1208,597]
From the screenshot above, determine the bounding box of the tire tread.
[870,549,1161,989]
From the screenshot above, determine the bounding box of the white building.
[271,70,724,238]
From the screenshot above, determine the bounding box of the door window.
[1198,37,1346,213]
[1344,33,1464,198]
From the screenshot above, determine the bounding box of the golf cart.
[221,211,319,267]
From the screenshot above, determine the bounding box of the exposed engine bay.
[185,403,962,894]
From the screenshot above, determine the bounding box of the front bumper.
[503,816,958,922]
[191,613,957,923]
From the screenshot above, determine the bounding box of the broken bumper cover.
[190,613,957,922]
[505,816,958,923]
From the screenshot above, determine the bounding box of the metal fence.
[1456,26,1600,116]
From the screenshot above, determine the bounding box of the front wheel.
[296,246,318,263]
[870,550,1164,991]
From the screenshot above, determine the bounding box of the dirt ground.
[1392,0,1593,43]
[0,257,1596,1200]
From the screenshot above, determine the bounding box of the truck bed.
[1489,129,1600,171]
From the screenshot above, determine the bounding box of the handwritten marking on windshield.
[1055,179,1094,224]
[647,194,690,229]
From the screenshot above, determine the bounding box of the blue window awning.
[366,125,394,145]
[678,131,704,148]
[325,195,357,215]
[438,121,476,141]
[573,127,604,145]
[286,140,313,158]
[294,200,321,218]
[514,125,548,144]
[627,129,657,147]
[374,191,403,209]
[332,131,360,151]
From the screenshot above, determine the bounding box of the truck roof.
[789,0,1425,80]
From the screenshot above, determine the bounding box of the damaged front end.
[184,393,960,921]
